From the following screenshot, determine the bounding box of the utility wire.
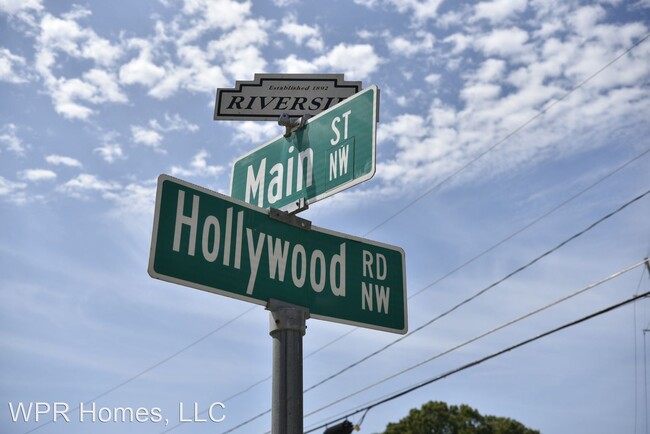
[300,148,648,360]
[163,32,649,433]
[165,148,650,434]
[244,32,650,432]
[301,189,650,394]
[305,290,650,433]
[21,305,258,434]
[17,23,647,434]
[362,31,650,238]
[408,148,650,300]
[303,259,649,421]
[151,31,650,433]
[222,190,650,434]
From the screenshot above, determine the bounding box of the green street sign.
[231,85,379,211]
[149,175,407,334]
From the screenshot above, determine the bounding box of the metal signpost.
[149,77,405,434]
[231,85,379,211]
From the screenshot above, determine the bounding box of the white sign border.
[230,84,379,212]
[149,173,407,334]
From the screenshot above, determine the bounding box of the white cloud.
[119,38,228,99]
[46,154,82,168]
[356,0,446,24]
[274,54,318,74]
[34,7,126,119]
[18,169,57,182]
[180,0,251,43]
[569,4,606,36]
[0,175,27,196]
[222,46,267,81]
[0,48,29,83]
[38,8,121,66]
[83,69,128,103]
[460,83,502,103]
[0,123,27,154]
[131,126,164,151]
[118,39,166,87]
[425,73,441,84]
[0,0,42,14]
[385,0,445,23]
[473,58,507,82]
[444,33,472,54]
[314,43,383,80]
[130,114,198,154]
[474,0,527,23]
[57,173,119,198]
[377,113,428,146]
[104,181,157,218]
[387,31,435,56]
[272,0,299,5]
[278,15,324,52]
[150,113,199,133]
[116,2,264,99]
[0,0,42,25]
[94,143,125,163]
[170,150,225,178]
[231,121,281,144]
[174,45,228,94]
[368,0,650,195]
[475,27,530,57]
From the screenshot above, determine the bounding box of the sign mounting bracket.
[269,207,312,230]
[278,113,312,137]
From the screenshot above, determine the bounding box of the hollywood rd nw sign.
[214,73,362,121]
[230,85,378,211]
[148,175,407,334]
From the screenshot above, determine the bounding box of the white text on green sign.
[149,175,407,334]
[231,85,378,211]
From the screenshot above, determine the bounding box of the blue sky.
[1,0,650,433]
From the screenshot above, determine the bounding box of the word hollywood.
[149,176,407,334]
[7,402,225,425]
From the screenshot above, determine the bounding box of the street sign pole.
[267,299,309,434]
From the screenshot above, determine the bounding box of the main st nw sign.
[148,175,407,334]
[231,85,378,211]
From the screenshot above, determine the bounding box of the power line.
[134,30,650,434]
[362,31,650,238]
[164,148,650,433]
[157,31,650,434]
[408,148,650,300]
[301,148,650,359]
[21,304,258,434]
[301,189,649,394]
[303,259,649,421]
[305,290,650,433]
[221,189,650,434]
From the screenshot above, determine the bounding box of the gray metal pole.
[267,299,309,434]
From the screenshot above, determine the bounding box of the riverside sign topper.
[214,73,362,121]
[231,85,378,211]
[148,175,407,334]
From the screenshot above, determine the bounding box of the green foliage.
[381,401,539,434]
